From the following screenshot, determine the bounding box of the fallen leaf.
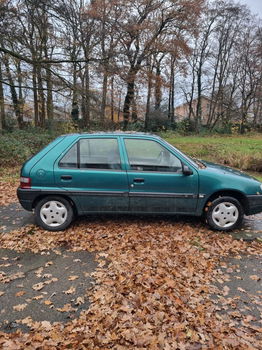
[75,297,85,305]
[13,303,27,311]
[56,304,75,312]
[32,282,45,291]
[68,275,79,281]
[63,286,76,294]
[41,320,52,330]
[249,275,260,281]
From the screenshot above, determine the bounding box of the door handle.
[61,175,72,180]
[133,178,144,183]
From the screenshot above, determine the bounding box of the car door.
[54,136,129,213]
[122,137,199,214]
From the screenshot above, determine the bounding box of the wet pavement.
[0,248,97,333]
[212,255,262,333]
[0,203,34,233]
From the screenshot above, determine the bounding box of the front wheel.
[35,196,74,231]
[205,196,244,231]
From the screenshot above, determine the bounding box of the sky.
[238,0,262,17]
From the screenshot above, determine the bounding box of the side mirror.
[182,164,193,176]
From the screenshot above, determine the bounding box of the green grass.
[161,133,262,178]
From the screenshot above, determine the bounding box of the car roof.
[61,131,161,139]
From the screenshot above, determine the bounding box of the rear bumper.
[17,188,40,211]
[17,187,72,211]
[246,195,262,215]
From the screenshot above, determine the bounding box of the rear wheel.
[205,196,244,231]
[35,196,74,231]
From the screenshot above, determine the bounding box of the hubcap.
[212,202,239,228]
[40,201,68,227]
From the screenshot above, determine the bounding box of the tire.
[35,196,74,231]
[205,196,244,231]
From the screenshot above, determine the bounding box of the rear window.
[59,138,121,170]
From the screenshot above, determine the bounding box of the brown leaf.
[249,275,260,281]
[13,303,27,311]
[75,297,85,305]
[32,282,45,291]
[68,275,79,281]
[56,304,75,312]
[63,286,76,294]
[15,291,26,297]
[41,320,52,330]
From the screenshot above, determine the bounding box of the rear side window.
[59,143,78,168]
[59,138,121,170]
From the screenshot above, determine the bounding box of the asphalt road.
[0,248,97,333]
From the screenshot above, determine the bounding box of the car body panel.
[20,135,66,178]
[17,133,262,221]
[119,136,199,213]
[53,135,129,212]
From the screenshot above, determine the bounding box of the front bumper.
[246,195,262,215]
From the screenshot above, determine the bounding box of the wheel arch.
[204,190,249,214]
[32,194,78,216]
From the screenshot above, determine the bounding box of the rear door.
[54,136,129,213]
[122,137,199,214]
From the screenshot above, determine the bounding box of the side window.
[124,139,182,172]
[79,138,121,169]
[59,143,78,168]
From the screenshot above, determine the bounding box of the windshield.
[162,139,200,168]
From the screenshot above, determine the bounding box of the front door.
[54,137,129,213]
[122,137,199,214]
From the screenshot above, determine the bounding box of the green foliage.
[125,120,145,132]
[0,129,56,167]
[175,119,195,135]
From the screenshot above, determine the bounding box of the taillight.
[20,177,31,189]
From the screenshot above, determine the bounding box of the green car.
[17,133,262,231]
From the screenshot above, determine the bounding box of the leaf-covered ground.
[0,217,261,349]
[0,168,19,207]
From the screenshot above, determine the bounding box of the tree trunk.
[83,64,90,128]
[0,61,5,130]
[195,69,202,133]
[36,65,46,127]
[131,97,138,122]
[3,55,22,128]
[101,71,108,125]
[32,64,39,126]
[118,92,122,122]
[168,58,175,123]
[154,61,162,111]
[145,64,153,130]
[17,60,24,126]
[123,67,137,130]
[110,76,114,122]
[46,64,53,124]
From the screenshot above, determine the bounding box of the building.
[174,95,213,125]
